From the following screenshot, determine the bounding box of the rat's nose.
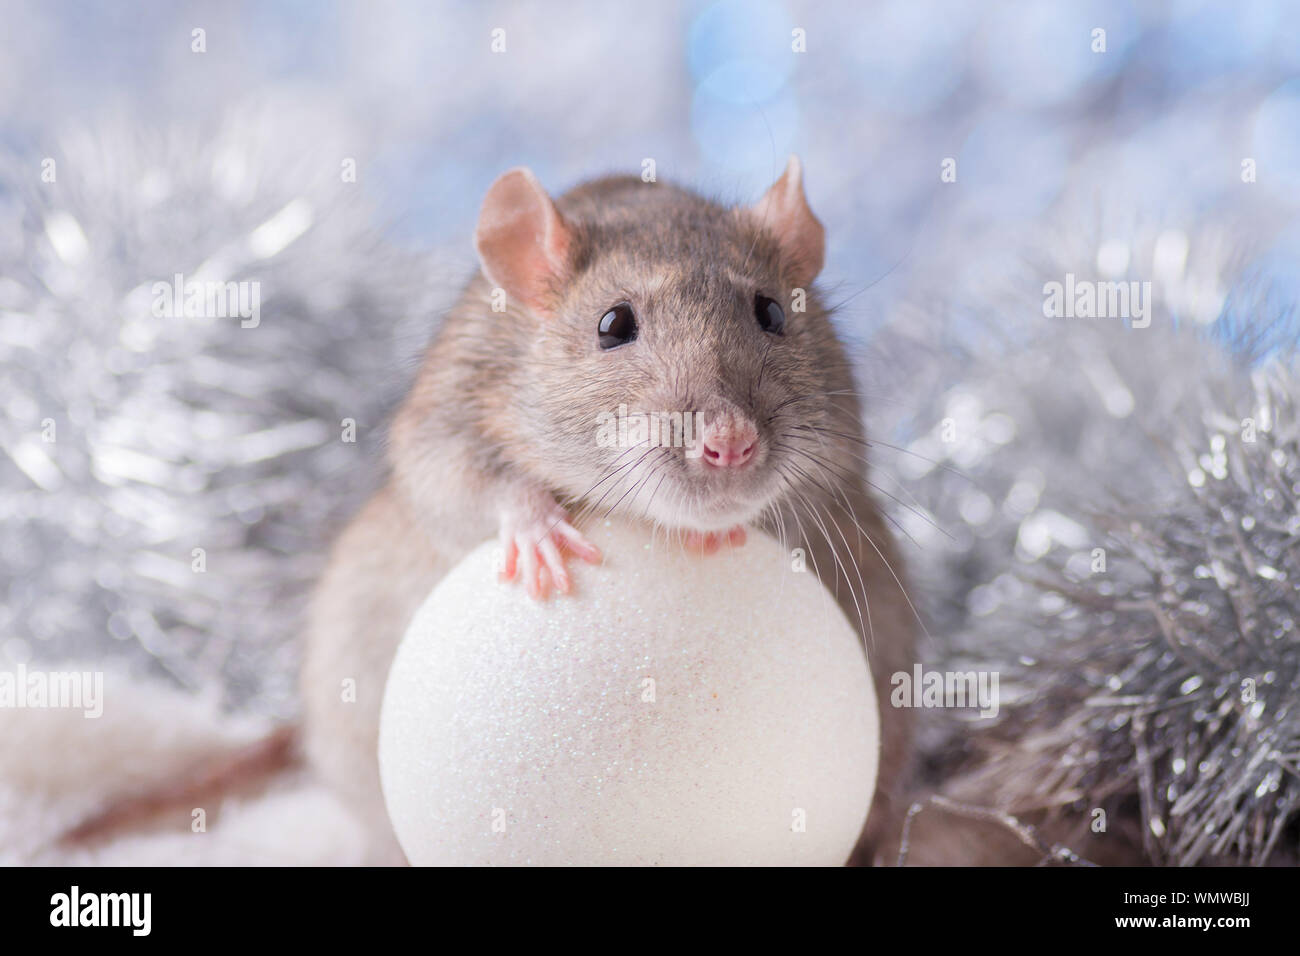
[701,418,758,468]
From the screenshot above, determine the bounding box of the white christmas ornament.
[378,518,879,866]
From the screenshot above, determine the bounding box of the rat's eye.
[598,303,638,349]
[754,294,785,335]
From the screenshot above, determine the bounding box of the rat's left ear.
[751,155,825,287]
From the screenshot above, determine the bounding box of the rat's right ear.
[474,168,572,319]
[751,156,825,288]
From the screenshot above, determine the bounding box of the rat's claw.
[538,536,570,594]
[685,525,747,555]
[518,537,541,598]
[553,519,603,565]
[498,496,601,601]
[499,535,520,581]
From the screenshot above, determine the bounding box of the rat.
[63,158,917,866]
[301,156,917,864]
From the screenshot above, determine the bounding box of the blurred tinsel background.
[2,0,1300,864]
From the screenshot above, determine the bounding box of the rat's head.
[474,157,844,533]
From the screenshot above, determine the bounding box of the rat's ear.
[751,155,825,287]
[474,167,572,318]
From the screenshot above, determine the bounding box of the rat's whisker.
[779,462,874,651]
[789,422,974,484]
[562,439,651,511]
[610,448,671,522]
[780,455,929,642]
[638,452,675,523]
[779,473,874,656]
[591,445,663,521]
[773,438,917,545]
[790,424,941,521]
[777,437,944,545]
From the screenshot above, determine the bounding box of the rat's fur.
[301,168,916,864]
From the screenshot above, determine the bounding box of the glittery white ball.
[378,518,879,866]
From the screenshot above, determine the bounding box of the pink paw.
[684,525,747,555]
[498,499,602,600]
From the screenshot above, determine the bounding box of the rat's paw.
[498,498,602,600]
[684,525,747,555]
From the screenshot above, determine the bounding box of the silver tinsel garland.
[0,115,443,715]
[873,233,1300,863]
[943,360,1300,865]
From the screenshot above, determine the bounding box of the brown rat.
[301,157,917,864]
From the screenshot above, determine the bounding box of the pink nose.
[701,421,758,468]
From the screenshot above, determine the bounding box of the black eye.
[755,294,785,334]
[598,303,638,349]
